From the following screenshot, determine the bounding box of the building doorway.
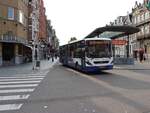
[2,43,15,65]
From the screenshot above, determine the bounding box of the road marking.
[0,80,41,84]
[66,68,125,92]
[0,78,43,82]
[0,76,45,79]
[0,95,30,101]
[0,89,34,93]
[20,75,46,78]
[0,84,38,88]
[0,104,23,111]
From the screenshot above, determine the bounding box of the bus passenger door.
[81,48,85,68]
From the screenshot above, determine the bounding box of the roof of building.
[85,25,140,39]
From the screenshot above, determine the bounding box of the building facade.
[132,1,150,57]
[38,0,47,42]
[46,20,59,58]
[0,0,29,66]
[111,13,133,57]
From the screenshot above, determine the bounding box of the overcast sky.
[44,0,143,45]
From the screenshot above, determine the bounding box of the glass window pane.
[19,10,23,24]
[8,7,14,20]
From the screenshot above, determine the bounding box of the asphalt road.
[1,63,150,113]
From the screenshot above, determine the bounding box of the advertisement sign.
[112,39,127,45]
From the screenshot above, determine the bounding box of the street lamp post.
[31,0,39,70]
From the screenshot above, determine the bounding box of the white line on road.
[0,88,34,93]
[0,84,39,88]
[19,75,46,78]
[0,78,43,82]
[0,80,41,84]
[0,104,23,111]
[0,94,30,101]
[0,76,45,79]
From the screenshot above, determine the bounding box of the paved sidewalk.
[114,59,150,70]
[0,58,58,76]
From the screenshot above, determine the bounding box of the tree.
[145,0,150,10]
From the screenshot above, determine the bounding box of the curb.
[113,67,150,70]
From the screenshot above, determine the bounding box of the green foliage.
[146,0,150,10]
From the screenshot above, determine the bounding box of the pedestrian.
[47,54,50,60]
[134,50,138,60]
[51,54,54,62]
[139,48,144,62]
[144,52,147,61]
[55,53,57,59]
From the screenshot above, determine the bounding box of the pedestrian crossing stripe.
[0,80,41,84]
[0,76,45,79]
[0,104,23,111]
[0,78,43,82]
[0,84,38,88]
[0,88,34,93]
[0,95,30,101]
[0,73,46,111]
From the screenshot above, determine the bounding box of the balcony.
[0,35,28,45]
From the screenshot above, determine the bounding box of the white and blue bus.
[59,37,113,73]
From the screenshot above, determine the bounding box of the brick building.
[39,0,47,42]
[0,0,30,66]
[28,0,48,59]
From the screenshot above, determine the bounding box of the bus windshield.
[86,40,112,58]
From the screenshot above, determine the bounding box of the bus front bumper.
[83,65,113,73]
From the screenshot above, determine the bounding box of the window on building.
[18,10,24,24]
[141,14,144,21]
[137,15,140,23]
[145,12,149,20]
[8,7,14,20]
[22,0,28,5]
[145,25,149,34]
[134,17,137,24]
[133,34,137,41]
[141,27,144,34]
[24,17,27,27]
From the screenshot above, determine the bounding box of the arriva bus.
[59,37,113,73]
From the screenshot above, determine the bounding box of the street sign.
[112,39,127,45]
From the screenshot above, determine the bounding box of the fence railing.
[0,35,28,45]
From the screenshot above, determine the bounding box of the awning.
[85,25,140,39]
